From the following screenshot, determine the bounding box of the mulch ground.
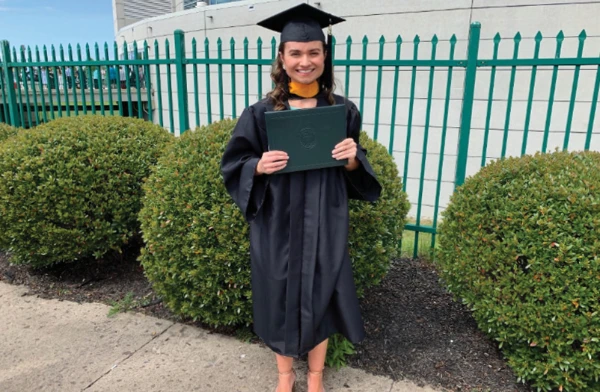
[0,246,530,392]
[348,258,530,392]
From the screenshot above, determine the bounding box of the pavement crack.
[81,322,175,391]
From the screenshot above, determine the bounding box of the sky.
[0,0,114,53]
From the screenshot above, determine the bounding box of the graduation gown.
[220,92,382,358]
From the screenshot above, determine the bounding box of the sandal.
[307,367,325,392]
[274,367,296,392]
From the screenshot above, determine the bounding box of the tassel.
[321,20,333,91]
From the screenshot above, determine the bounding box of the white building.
[113,1,242,34]
[113,0,600,219]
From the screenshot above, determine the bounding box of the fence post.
[174,30,190,134]
[1,40,20,127]
[454,22,481,188]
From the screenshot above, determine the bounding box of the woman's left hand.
[332,138,360,171]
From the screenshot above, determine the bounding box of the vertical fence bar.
[414,35,438,259]
[13,47,25,126]
[388,35,402,155]
[143,41,152,123]
[85,44,95,114]
[67,44,79,116]
[359,36,368,124]
[521,32,542,156]
[345,36,352,98]
[402,35,420,192]
[0,72,7,123]
[501,32,521,158]
[76,45,87,114]
[231,38,237,119]
[481,34,523,163]
[104,43,114,116]
[174,30,189,133]
[123,41,133,117]
[542,31,564,153]
[586,59,600,151]
[95,43,105,116]
[217,38,224,120]
[244,37,249,109]
[27,47,40,124]
[455,22,481,188]
[43,46,56,120]
[0,76,4,123]
[115,42,124,117]
[563,30,586,151]
[133,41,142,119]
[0,77,3,123]
[165,39,175,133]
[154,40,164,127]
[68,45,78,116]
[1,41,17,125]
[257,37,263,102]
[37,46,49,121]
[19,47,33,127]
[59,45,70,118]
[192,38,200,128]
[50,45,63,119]
[373,36,385,142]
[432,34,457,249]
[204,38,212,124]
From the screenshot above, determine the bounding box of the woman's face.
[280,41,326,85]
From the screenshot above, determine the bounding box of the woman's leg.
[307,338,328,392]
[275,353,296,392]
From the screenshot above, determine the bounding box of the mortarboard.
[257,3,346,90]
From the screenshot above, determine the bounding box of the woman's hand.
[333,138,360,171]
[255,151,289,175]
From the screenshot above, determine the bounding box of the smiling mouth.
[296,69,314,75]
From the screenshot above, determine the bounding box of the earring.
[282,65,286,70]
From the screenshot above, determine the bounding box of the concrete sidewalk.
[0,282,442,392]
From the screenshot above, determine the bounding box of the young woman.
[221,4,382,392]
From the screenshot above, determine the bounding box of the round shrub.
[348,131,410,297]
[0,123,19,142]
[436,150,600,391]
[0,115,173,267]
[139,119,409,327]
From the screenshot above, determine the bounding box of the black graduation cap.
[257,3,346,90]
[257,3,345,43]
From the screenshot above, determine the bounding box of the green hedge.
[348,129,411,297]
[0,123,19,142]
[139,118,410,327]
[0,115,173,267]
[436,150,600,392]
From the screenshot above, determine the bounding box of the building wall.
[113,0,179,34]
[114,0,600,219]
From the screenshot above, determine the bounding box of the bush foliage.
[139,118,410,328]
[436,150,600,391]
[0,115,173,266]
[0,122,19,142]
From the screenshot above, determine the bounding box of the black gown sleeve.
[344,102,382,202]
[221,106,269,222]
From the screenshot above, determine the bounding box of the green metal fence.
[1,22,599,258]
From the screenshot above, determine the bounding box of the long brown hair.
[266,42,336,111]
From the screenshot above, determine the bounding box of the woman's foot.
[275,368,296,392]
[307,367,325,392]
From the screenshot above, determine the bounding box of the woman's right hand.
[255,151,289,175]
